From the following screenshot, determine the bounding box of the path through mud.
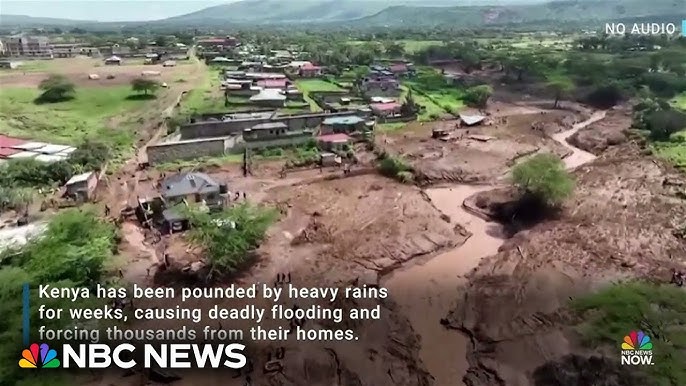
[383,110,605,385]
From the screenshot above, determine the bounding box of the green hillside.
[353,0,686,27]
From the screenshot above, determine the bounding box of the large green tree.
[36,74,75,103]
[511,153,574,207]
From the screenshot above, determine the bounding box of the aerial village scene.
[0,1,685,385]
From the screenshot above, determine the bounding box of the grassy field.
[0,86,151,148]
[177,67,225,116]
[295,79,344,112]
[572,282,686,385]
[295,79,344,93]
[399,40,444,53]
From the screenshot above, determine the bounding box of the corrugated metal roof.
[36,144,72,154]
[459,114,486,126]
[8,151,38,159]
[323,116,365,125]
[35,154,65,163]
[12,142,49,150]
[0,134,27,148]
[66,171,95,185]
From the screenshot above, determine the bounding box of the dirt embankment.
[259,174,470,284]
[445,139,686,385]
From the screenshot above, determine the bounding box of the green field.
[0,86,150,148]
[295,79,344,92]
[178,67,225,115]
[398,40,444,53]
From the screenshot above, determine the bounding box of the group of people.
[273,272,292,287]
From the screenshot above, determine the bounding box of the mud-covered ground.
[445,112,686,386]
[379,107,583,184]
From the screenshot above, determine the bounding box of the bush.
[463,84,493,108]
[68,140,111,170]
[511,153,574,207]
[572,282,686,385]
[378,154,414,183]
[645,109,686,141]
[0,158,73,188]
[585,83,624,109]
[184,203,278,272]
[0,209,118,384]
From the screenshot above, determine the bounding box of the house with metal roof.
[458,113,486,127]
[249,89,286,107]
[320,115,367,134]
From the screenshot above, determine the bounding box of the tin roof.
[66,171,95,185]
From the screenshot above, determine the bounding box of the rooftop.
[370,102,402,112]
[66,171,95,185]
[161,172,220,198]
[251,122,288,130]
[323,116,365,125]
[459,113,486,126]
[250,89,286,101]
[317,133,352,143]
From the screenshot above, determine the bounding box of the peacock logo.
[621,331,653,350]
[19,343,61,368]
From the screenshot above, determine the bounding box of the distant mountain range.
[1,0,684,28]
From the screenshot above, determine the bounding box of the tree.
[401,89,420,116]
[9,188,34,217]
[645,109,686,140]
[511,153,574,207]
[547,79,575,108]
[131,77,160,95]
[36,74,75,103]
[68,140,111,170]
[385,41,406,58]
[463,85,493,108]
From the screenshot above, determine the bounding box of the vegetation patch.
[377,153,414,183]
[0,209,119,385]
[572,282,686,386]
[184,203,278,272]
[0,86,143,150]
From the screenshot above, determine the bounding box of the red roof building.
[389,64,408,74]
[256,79,288,89]
[316,133,352,151]
[0,135,27,158]
[299,63,323,78]
[369,102,402,117]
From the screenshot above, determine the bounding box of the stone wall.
[147,137,236,165]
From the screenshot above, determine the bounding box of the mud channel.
[383,111,605,385]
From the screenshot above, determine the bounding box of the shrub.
[0,158,73,188]
[585,83,624,109]
[511,153,574,207]
[463,84,493,108]
[645,109,686,141]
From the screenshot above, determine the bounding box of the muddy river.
[383,111,605,385]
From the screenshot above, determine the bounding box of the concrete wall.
[243,134,312,149]
[147,137,236,165]
[181,110,370,140]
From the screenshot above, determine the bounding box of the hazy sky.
[0,1,234,22]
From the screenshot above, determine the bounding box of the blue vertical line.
[22,283,30,346]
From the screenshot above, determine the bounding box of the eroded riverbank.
[384,110,605,385]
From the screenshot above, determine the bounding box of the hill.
[0,14,94,26]
[352,0,686,27]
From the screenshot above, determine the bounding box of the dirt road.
[383,110,605,386]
